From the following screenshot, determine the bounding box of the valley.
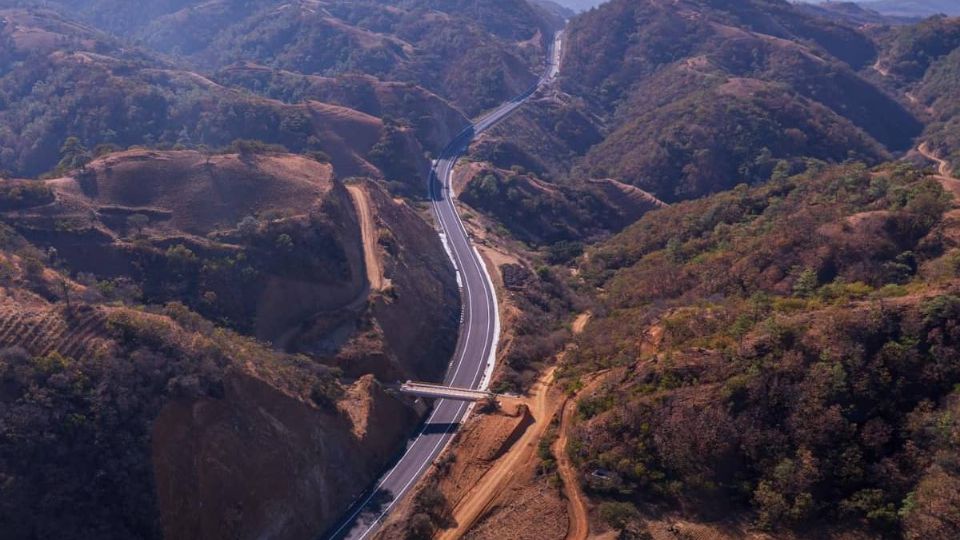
[2,1,960,540]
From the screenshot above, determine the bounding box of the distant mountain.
[795,1,919,25]
[483,0,921,204]
[861,0,960,17]
[5,0,565,114]
[870,14,960,173]
[550,0,607,12]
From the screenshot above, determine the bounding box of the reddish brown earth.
[152,373,417,540]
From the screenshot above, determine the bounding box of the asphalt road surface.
[325,30,564,540]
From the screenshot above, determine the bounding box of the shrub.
[598,501,640,530]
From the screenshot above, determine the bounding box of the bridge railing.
[399,381,495,402]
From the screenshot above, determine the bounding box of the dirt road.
[918,143,960,201]
[872,58,890,78]
[919,143,953,178]
[438,368,559,540]
[555,398,589,540]
[346,184,386,292]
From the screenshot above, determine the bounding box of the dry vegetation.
[562,163,960,538]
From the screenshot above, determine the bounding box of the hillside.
[562,162,960,537]
[215,67,470,153]
[481,0,923,205]
[1,149,459,380]
[5,0,960,539]
[457,161,665,246]
[0,8,438,185]
[0,146,460,538]
[11,0,564,115]
[0,244,419,539]
[864,15,960,177]
[795,1,919,25]
[861,0,960,17]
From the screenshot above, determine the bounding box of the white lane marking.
[337,29,564,540]
[329,163,479,540]
[354,400,469,540]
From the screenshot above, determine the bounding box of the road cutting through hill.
[327,30,565,540]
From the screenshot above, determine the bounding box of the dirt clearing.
[572,312,591,335]
[437,368,563,539]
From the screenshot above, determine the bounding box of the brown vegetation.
[0,249,415,539]
[561,162,960,538]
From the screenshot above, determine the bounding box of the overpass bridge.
[399,381,495,402]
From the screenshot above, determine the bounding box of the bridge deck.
[400,381,494,402]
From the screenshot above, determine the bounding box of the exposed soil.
[919,142,957,179]
[571,312,591,335]
[438,368,562,539]
[555,398,589,540]
[347,184,387,292]
[918,142,960,199]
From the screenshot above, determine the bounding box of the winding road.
[325,30,564,540]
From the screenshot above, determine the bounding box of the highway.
[325,29,563,540]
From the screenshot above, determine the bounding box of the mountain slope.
[565,162,960,537]
[0,250,418,539]
[11,0,564,115]
[479,0,922,206]
[862,0,960,18]
[0,8,433,186]
[872,15,960,173]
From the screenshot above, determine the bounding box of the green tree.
[58,137,92,173]
[275,233,294,251]
[793,268,818,298]
[237,216,260,238]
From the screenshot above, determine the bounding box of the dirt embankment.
[438,369,561,539]
[437,312,601,540]
[334,180,461,382]
[571,312,591,335]
[374,368,569,540]
[152,373,417,540]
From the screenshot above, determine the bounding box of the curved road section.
[326,30,564,540]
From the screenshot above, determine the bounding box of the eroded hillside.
[0,246,418,539]
[0,106,458,540]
